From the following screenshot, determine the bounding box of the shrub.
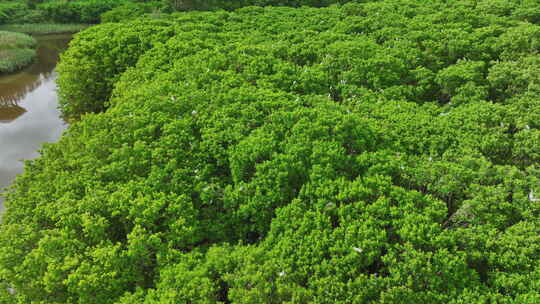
[56,19,176,120]
[0,2,30,25]
[163,0,357,11]
[37,1,79,23]
[38,0,127,24]
[4,1,540,303]
[100,2,162,23]
[18,9,47,23]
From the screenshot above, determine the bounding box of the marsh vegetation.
[0,31,36,74]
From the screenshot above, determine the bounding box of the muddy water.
[0,34,72,209]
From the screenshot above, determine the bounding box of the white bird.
[529,190,540,202]
[191,110,197,116]
[278,271,286,277]
[353,247,363,254]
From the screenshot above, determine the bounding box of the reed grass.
[0,31,37,74]
[0,31,36,50]
[0,24,88,35]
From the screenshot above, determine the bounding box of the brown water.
[0,34,71,209]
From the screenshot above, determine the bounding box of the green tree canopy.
[2,1,540,303]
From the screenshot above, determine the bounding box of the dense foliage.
[38,0,126,24]
[0,30,36,73]
[0,0,160,25]
[0,2,35,24]
[3,0,540,303]
[100,2,163,23]
[163,0,348,11]
[57,19,176,118]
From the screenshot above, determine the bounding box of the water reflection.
[0,34,72,209]
[0,101,26,124]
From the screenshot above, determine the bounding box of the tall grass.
[0,31,36,74]
[0,24,88,35]
[0,31,36,49]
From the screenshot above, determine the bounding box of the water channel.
[0,34,72,209]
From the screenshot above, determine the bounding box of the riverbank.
[0,24,88,35]
[0,31,36,74]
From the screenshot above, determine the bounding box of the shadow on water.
[0,34,72,209]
